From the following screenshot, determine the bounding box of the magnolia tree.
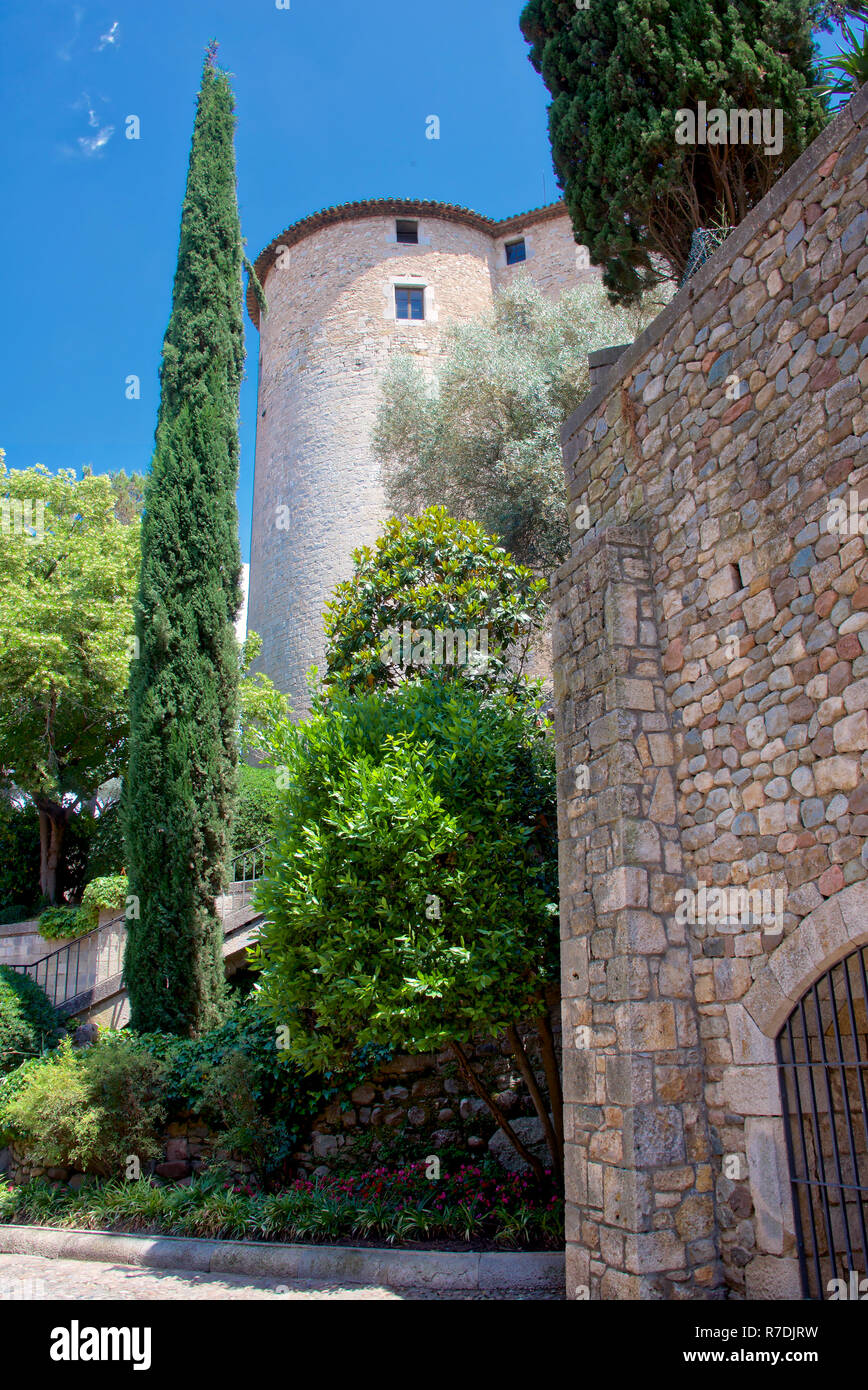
[373,280,670,569]
[322,506,549,695]
[250,679,564,1187]
[0,456,140,902]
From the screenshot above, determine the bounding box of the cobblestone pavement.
[0,1253,561,1301]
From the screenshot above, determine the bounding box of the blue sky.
[0,2,860,561]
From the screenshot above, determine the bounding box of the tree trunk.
[448,1040,548,1186]
[37,802,68,904]
[506,1023,563,1191]
[535,1008,564,1154]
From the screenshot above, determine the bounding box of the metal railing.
[217,839,274,924]
[8,841,274,1012]
[9,913,127,1011]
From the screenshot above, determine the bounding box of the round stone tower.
[246,197,593,713]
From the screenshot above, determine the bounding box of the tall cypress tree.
[124,44,244,1035]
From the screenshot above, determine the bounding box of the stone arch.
[744,883,868,1039]
[725,882,868,1299]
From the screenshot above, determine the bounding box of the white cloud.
[78,124,114,155]
[96,20,119,50]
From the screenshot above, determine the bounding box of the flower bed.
[0,1161,563,1250]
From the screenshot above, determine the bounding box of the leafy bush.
[0,965,61,1075]
[322,507,548,696]
[0,1035,166,1175]
[0,1161,564,1249]
[253,680,558,1073]
[134,994,390,1189]
[229,764,282,862]
[37,905,88,941]
[250,676,563,1185]
[84,801,126,882]
[80,874,128,930]
[0,906,32,926]
[0,802,41,915]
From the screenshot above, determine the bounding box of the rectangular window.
[396,219,419,244]
[505,238,526,265]
[395,286,425,320]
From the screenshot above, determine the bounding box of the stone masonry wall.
[553,526,719,1299]
[553,88,867,1299]
[4,1005,561,1188]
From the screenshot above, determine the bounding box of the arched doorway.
[776,944,868,1300]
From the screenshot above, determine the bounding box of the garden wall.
[4,1001,561,1188]
[552,88,868,1299]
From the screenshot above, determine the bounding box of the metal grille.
[776,944,868,1299]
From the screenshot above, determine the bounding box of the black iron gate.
[776,944,868,1299]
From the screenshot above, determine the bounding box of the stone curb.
[0,1224,565,1292]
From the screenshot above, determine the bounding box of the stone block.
[593,867,649,914]
[614,1001,678,1051]
[723,1065,782,1117]
[745,1117,793,1255]
[623,1105,686,1167]
[743,1255,803,1300]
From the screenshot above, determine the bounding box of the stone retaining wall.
[4,1004,561,1188]
[553,88,867,1299]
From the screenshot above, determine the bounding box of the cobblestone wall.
[553,89,868,1299]
[4,1006,561,1188]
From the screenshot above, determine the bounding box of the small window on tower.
[505,238,527,265]
[395,286,425,320]
[396,219,419,244]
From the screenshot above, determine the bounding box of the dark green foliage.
[0,801,111,916]
[0,965,61,1074]
[0,1036,165,1173]
[0,803,41,914]
[124,51,245,1035]
[229,764,282,861]
[0,907,30,927]
[84,802,126,882]
[133,995,391,1188]
[57,812,92,903]
[520,0,828,302]
[252,680,559,1075]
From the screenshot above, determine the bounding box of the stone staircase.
[3,844,271,1027]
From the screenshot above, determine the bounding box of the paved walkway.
[0,1252,560,1301]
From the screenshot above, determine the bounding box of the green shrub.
[135,995,312,1188]
[253,680,559,1072]
[37,905,88,941]
[0,802,41,915]
[80,875,128,930]
[133,994,391,1189]
[84,802,125,882]
[229,763,282,863]
[0,1035,166,1175]
[0,905,32,926]
[0,965,61,1075]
